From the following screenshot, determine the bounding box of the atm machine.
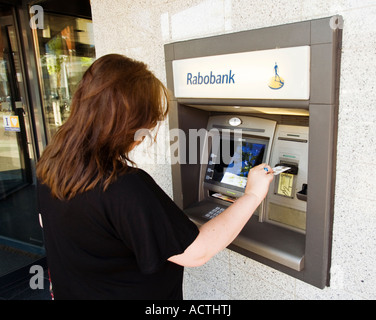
[164,16,342,288]
[184,115,308,271]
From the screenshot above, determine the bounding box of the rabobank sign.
[186,70,235,85]
[172,46,310,100]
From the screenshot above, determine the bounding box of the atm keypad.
[204,206,225,219]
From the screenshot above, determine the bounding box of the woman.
[37,54,273,300]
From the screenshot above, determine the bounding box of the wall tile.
[331,198,376,299]
[229,250,296,294]
[184,253,232,296]
[230,266,294,299]
[183,271,231,299]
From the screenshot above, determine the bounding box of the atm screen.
[205,132,268,193]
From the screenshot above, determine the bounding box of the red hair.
[37,54,169,200]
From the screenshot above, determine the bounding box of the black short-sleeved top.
[37,168,199,300]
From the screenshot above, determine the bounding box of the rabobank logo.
[187,70,235,85]
[268,62,284,90]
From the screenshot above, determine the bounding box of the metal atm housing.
[164,17,342,288]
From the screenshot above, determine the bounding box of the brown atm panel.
[165,16,342,288]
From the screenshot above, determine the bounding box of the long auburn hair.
[36,54,169,200]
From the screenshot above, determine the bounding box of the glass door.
[0,2,95,281]
[34,12,95,140]
[0,5,43,278]
[0,9,31,198]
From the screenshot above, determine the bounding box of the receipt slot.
[164,17,342,288]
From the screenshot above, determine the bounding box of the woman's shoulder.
[118,167,154,183]
[101,168,169,212]
[108,168,158,194]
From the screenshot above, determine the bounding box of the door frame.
[0,4,35,199]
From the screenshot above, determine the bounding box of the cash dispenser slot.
[296,184,308,202]
[209,191,236,203]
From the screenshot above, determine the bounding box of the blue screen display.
[211,139,266,189]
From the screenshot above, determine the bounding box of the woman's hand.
[244,163,274,203]
[168,163,274,268]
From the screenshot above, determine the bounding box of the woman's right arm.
[168,163,274,267]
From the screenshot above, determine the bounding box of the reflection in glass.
[35,13,95,140]
[0,5,44,277]
[0,19,25,197]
